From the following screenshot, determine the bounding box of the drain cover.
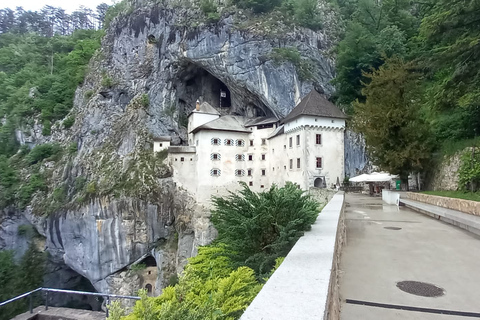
[397,281,445,297]
[384,227,402,230]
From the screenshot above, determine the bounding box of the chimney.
[196,99,200,111]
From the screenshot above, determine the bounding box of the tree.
[210,182,319,277]
[352,57,432,183]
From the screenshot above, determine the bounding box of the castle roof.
[244,117,278,127]
[190,115,251,134]
[189,101,221,117]
[283,89,347,123]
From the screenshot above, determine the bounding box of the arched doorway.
[314,177,326,188]
[145,284,153,295]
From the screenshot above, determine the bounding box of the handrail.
[0,287,140,318]
[0,288,43,307]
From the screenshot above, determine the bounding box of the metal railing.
[0,287,140,318]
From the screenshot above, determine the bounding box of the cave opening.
[174,62,273,119]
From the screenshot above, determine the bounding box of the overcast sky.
[3,0,115,13]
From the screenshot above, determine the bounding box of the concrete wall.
[405,192,480,217]
[382,190,400,205]
[240,193,346,320]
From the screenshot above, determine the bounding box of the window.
[248,154,253,161]
[211,138,221,145]
[261,154,266,160]
[289,159,293,169]
[211,169,221,176]
[159,143,163,147]
[289,137,293,148]
[235,169,245,177]
[181,157,185,162]
[236,139,245,147]
[236,154,245,161]
[225,139,233,146]
[296,135,300,146]
[284,145,286,149]
[316,157,322,169]
[261,138,266,145]
[316,134,322,145]
[261,169,266,176]
[249,181,253,186]
[211,153,221,160]
[297,158,300,168]
[250,140,254,146]
[247,169,252,176]
[261,185,265,188]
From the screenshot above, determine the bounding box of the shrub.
[68,142,78,154]
[101,74,114,88]
[18,173,45,208]
[63,116,75,129]
[84,90,94,99]
[200,0,221,23]
[86,182,96,194]
[26,143,62,164]
[140,94,150,107]
[211,182,319,277]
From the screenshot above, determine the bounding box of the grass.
[421,190,480,202]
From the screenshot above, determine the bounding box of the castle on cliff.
[155,89,346,204]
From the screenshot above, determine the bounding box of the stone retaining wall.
[405,192,480,217]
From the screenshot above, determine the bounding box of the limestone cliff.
[1,0,342,298]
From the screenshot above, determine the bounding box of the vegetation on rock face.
[118,183,320,319]
[0,243,46,320]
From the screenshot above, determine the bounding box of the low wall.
[240,193,346,320]
[405,192,480,217]
[382,190,400,205]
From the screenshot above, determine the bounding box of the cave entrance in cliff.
[175,62,273,118]
[176,64,231,112]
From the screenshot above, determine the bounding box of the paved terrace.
[340,193,480,319]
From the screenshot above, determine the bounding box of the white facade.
[165,94,346,205]
[153,140,171,152]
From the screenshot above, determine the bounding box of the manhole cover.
[384,227,402,230]
[396,281,445,297]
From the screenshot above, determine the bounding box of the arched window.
[236,139,245,147]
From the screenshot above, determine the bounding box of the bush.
[26,143,62,164]
[86,182,96,194]
[200,0,221,23]
[18,173,45,208]
[270,47,314,81]
[63,116,75,129]
[101,75,114,88]
[68,142,78,154]
[211,182,319,277]
[140,94,150,107]
[232,0,283,13]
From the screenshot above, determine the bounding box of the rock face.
[3,0,345,298]
[344,130,371,179]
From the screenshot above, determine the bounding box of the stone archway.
[314,177,326,188]
[145,283,153,294]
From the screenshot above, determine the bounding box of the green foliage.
[0,155,18,207]
[17,224,34,237]
[86,181,97,194]
[270,47,314,81]
[211,182,319,277]
[232,0,283,13]
[0,243,45,320]
[458,150,480,192]
[101,74,114,88]
[130,263,147,273]
[85,90,95,99]
[107,300,126,320]
[421,190,480,202]
[200,0,221,23]
[104,0,132,29]
[281,0,323,30]
[68,142,78,154]
[352,58,433,181]
[0,29,101,156]
[140,94,150,108]
[63,116,75,129]
[18,173,45,208]
[26,143,62,164]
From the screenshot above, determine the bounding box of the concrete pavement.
[339,193,480,319]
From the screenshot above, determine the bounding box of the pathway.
[339,193,480,319]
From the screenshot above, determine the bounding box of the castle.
[154,89,346,204]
